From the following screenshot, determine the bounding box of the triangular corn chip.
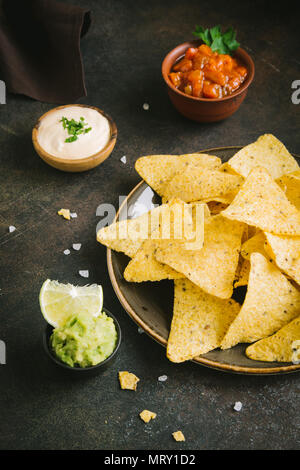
[124,239,183,282]
[124,201,205,282]
[222,167,300,236]
[161,167,244,204]
[221,253,300,349]
[276,171,300,211]
[167,279,241,362]
[154,214,244,299]
[135,153,221,196]
[246,316,300,363]
[264,232,300,285]
[227,134,299,179]
[97,204,168,257]
[241,231,267,260]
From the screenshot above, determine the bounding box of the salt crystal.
[79,270,89,278]
[73,243,82,251]
[158,375,168,382]
[70,212,77,218]
[120,156,127,164]
[138,327,144,334]
[143,103,150,111]
[233,401,243,412]
[8,225,16,233]
[63,249,70,255]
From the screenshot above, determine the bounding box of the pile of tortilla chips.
[97,134,300,365]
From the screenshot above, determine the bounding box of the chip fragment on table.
[119,371,140,391]
[139,410,157,423]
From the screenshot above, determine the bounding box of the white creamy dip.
[37,106,111,159]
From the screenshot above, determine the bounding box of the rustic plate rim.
[106,146,300,375]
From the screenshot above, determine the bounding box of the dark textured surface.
[0,0,300,450]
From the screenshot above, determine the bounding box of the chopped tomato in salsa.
[169,44,248,99]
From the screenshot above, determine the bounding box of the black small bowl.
[43,308,121,376]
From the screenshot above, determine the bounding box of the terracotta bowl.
[162,40,255,122]
[32,104,117,172]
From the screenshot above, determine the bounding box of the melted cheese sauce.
[37,106,111,159]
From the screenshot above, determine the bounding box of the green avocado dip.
[51,311,117,368]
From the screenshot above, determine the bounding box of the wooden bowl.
[32,104,117,172]
[162,41,255,122]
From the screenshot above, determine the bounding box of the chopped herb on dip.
[51,311,117,368]
[60,116,92,143]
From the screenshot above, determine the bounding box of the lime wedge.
[39,279,103,328]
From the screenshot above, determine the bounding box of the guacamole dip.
[51,311,117,368]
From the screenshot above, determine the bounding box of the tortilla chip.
[241,231,267,260]
[135,153,221,196]
[246,316,300,363]
[222,167,300,236]
[219,162,241,175]
[58,208,70,220]
[124,200,204,282]
[119,371,140,391]
[172,431,185,442]
[155,214,244,299]
[221,253,300,349]
[234,258,250,288]
[167,279,240,362]
[161,167,244,204]
[227,134,299,179]
[124,238,183,281]
[276,171,300,211]
[139,410,157,423]
[97,204,168,257]
[264,232,300,285]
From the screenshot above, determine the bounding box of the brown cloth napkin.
[0,0,91,103]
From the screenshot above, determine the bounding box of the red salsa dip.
[169,44,248,99]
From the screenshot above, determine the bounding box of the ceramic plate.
[107,147,300,375]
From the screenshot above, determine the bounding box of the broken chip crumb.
[72,243,82,251]
[63,249,70,255]
[120,156,127,164]
[70,212,77,218]
[8,225,16,233]
[79,270,89,278]
[233,401,243,412]
[58,209,71,220]
[158,375,168,382]
[143,103,150,111]
[119,371,140,391]
[172,431,185,442]
[139,410,157,423]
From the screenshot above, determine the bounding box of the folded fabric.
[0,0,91,103]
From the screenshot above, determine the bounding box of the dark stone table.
[0,0,299,450]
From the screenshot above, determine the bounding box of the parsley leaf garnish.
[60,116,92,143]
[193,25,240,55]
